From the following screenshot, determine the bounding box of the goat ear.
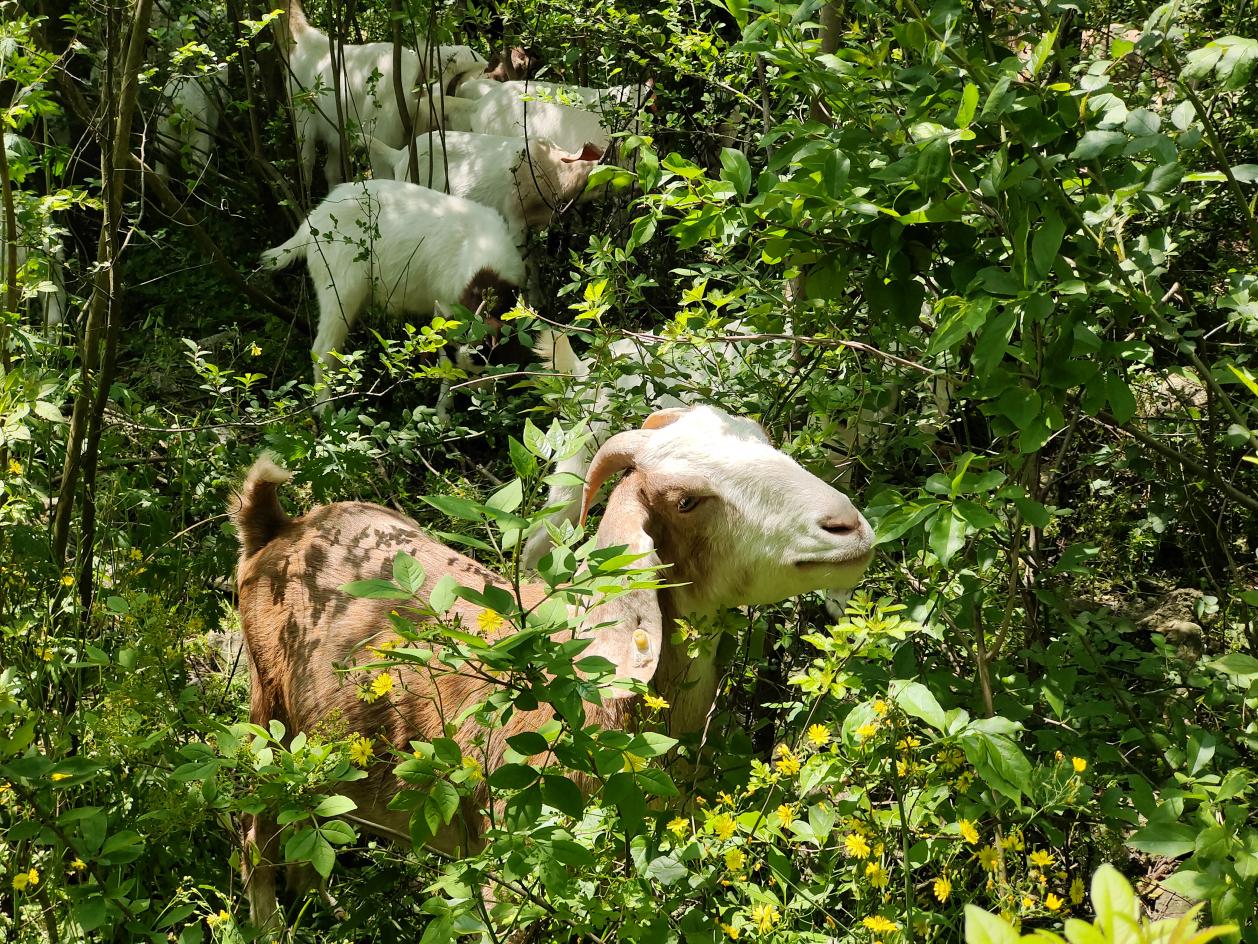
[578,484,662,698]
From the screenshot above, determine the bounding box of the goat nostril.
[820,516,859,537]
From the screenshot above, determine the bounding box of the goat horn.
[580,429,652,524]
[579,408,690,523]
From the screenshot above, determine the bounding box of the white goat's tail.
[537,329,591,378]
[277,0,313,56]
[260,224,309,272]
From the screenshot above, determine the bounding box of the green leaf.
[427,574,460,615]
[889,680,947,731]
[309,833,335,878]
[1071,130,1126,160]
[719,148,752,198]
[822,150,850,197]
[956,83,979,127]
[1105,374,1137,425]
[928,506,967,566]
[392,552,426,595]
[313,794,357,817]
[959,730,1032,803]
[1091,864,1140,938]
[1127,820,1197,857]
[542,774,585,818]
[422,494,488,522]
[430,780,460,825]
[964,905,1021,944]
[1208,652,1258,679]
[340,579,411,600]
[1031,214,1066,281]
[488,763,539,790]
[1161,869,1226,900]
[645,853,688,885]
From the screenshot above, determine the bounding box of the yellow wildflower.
[857,723,878,740]
[978,845,1001,871]
[1072,756,1087,773]
[348,734,374,767]
[1045,893,1063,911]
[712,813,736,841]
[896,736,921,752]
[70,858,86,872]
[1029,849,1054,868]
[1002,829,1025,851]
[774,745,801,776]
[775,804,795,829]
[750,903,779,932]
[249,342,262,356]
[844,833,871,859]
[460,756,483,783]
[477,609,505,634]
[130,548,143,561]
[958,819,979,844]
[1022,895,1035,909]
[12,873,29,891]
[370,673,394,699]
[939,747,965,771]
[863,916,899,934]
[724,847,745,871]
[667,816,689,838]
[872,698,888,715]
[1069,875,1084,904]
[807,723,831,747]
[643,693,669,711]
[207,909,232,928]
[956,770,974,791]
[896,758,911,778]
[7,459,22,476]
[865,861,889,888]
[50,772,70,782]
[60,574,74,587]
[720,922,740,940]
[717,791,735,807]
[933,874,952,903]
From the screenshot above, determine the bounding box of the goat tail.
[277,0,312,55]
[536,329,590,378]
[260,224,309,272]
[232,453,292,557]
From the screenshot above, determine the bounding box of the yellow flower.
[857,722,878,740]
[1029,849,1054,868]
[1069,875,1085,904]
[775,804,795,829]
[750,903,780,932]
[70,858,86,872]
[958,819,979,844]
[712,813,736,841]
[207,909,232,928]
[896,758,911,778]
[724,847,745,871]
[978,845,1001,871]
[50,772,70,782]
[939,747,965,771]
[668,816,689,838]
[896,736,921,752]
[844,833,871,859]
[865,861,889,888]
[955,770,974,791]
[13,867,40,890]
[720,921,741,939]
[1045,893,1063,911]
[129,548,143,561]
[774,745,801,776]
[249,342,262,356]
[643,693,669,711]
[477,609,505,634]
[8,459,22,476]
[1072,756,1087,773]
[60,574,74,587]
[807,723,831,747]
[872,698,888,715]
[460,755,483,783]
[933,874,952,903]
[863,916,899,934]
[717,791,735,807]
[1022,895,1035,909]
[1002,829,1024,851]
[348,734,374,767]
[370,673,394,700]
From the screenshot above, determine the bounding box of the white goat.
[279,0,487,191]
[443,80,650,154]
[154,63,228,182]
[260,179,525,405]
[231,404,874,925]
[367,130,603,243]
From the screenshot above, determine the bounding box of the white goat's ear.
[578,484,662,699]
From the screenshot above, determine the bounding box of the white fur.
[260,179,524,403]
[282,0,486,190]
[154,63,228,181]
[367,130,601,243]
[446,81,649,154]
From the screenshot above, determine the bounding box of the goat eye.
[677,496,700,513]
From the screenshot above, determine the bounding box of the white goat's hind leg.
[311,310,355,411]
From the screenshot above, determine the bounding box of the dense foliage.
[1,0,1255,940]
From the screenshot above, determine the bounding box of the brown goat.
[231,405,874,925]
